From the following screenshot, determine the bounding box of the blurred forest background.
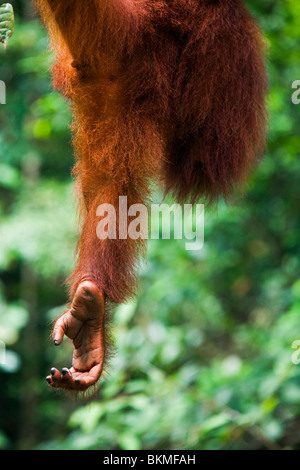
[0,0,300,451]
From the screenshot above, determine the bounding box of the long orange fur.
[34,0,268,330]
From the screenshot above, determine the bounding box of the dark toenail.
[50,368,56,376]
[54,340,59,346]
[62,368,69,376]
[75,379,81,385]
[46,377,51,384]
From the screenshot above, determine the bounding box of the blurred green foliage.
[0,0,300,451]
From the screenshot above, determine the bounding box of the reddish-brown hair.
[35,0,268,304]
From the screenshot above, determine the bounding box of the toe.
[60,368,74,386]
[50,367,62,382]
[46,375,52,385]
[53,313,69,345]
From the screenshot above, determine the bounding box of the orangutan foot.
[46,281,105,392]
